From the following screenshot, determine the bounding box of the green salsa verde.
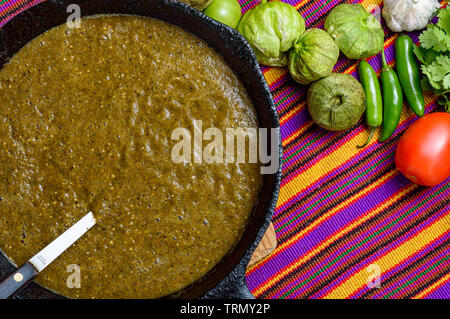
[0,15,261,298]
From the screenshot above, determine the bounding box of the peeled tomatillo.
[204,0,242,29]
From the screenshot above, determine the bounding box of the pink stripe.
[384,253,449,299]
[289,191,449,298]
[312,206,450,298]
[351,233,448,298]
[275,143,395,239]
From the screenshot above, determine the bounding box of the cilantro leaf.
[419,27,450,52]
[443,74,450,90]
[412,43,441,66]
[416,7,450,113]
[420,77,433,92]
[437,7,450,35]
[439,95,450,113]
[425,48,440,65]
[421,55,450,91]
[428,55,450,82]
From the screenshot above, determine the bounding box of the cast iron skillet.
[0,0,282,299]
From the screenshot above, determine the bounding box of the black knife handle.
[0,262,39,299]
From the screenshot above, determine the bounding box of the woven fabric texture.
[0,0,448,299]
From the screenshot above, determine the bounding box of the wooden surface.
[248,222,277,268]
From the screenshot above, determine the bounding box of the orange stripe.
[323,215,450,298]
[249,170,409,296]
[282,121,314,147]
[262,67,287,86]
[295,0,311,9]
[276,89,437,210]
[248,176,412,278]
[295,0,383,11]
[412,273,450,299]
[279,102,305,125]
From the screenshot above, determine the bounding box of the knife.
[0,211,96,299]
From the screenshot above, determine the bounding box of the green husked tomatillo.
[237,0,305,66]
[203,0,242,29]
[325,3,384,60]
[288,28,340,85]
[307,73,366,131]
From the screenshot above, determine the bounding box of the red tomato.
[395,112,450,186]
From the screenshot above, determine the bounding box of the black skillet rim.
[0,0,282,299]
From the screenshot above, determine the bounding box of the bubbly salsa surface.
[0,15,261,298]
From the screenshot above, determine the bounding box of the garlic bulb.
[382,0,440,32]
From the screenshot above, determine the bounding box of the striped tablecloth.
[1,0,449,299]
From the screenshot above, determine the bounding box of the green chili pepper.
[358,60,382,148]
[395,35,425,117]
[379,49,404,143]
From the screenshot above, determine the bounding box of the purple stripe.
[279,124,364,188]
[273,86,304,109]
[424,281,450,299]
[352,233,449,298]
[281,129,347,172]
[314,197,449,299]
[247,173,410,293]
[275,143,395,238]
[0,0,43,27]
[280,108,310,140]
[276,134,394,229]
[268,72,290,94]
[279,125,379,191]
[275,187,449,298]
[281,125,324,162]
[277,99,437,211]
[0,0,22,12]
[311,204,450,298]
[387,253,449,299]
[302,0,360,27]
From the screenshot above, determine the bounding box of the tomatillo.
[204,0,242,29]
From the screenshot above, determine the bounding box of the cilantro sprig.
[413,7,450,112]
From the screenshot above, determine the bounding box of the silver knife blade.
[29,211,96,272]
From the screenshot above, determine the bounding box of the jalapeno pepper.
[395,35,425,117]
[358,60,382,148]
[379,49,404,142]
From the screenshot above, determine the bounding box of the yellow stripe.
[277,90,437,209]
[323,215,450,299]
[250,170,408,296]
[359,0,383,10]
[295,0,382,11]
[263,67,287,86]
[282,121,314,147]
[295,0,311,9]
[412,273,450,299]
[249,0,446,298]
[280,102,305,125]
[276,78,436,210]
[276,127,368,207]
